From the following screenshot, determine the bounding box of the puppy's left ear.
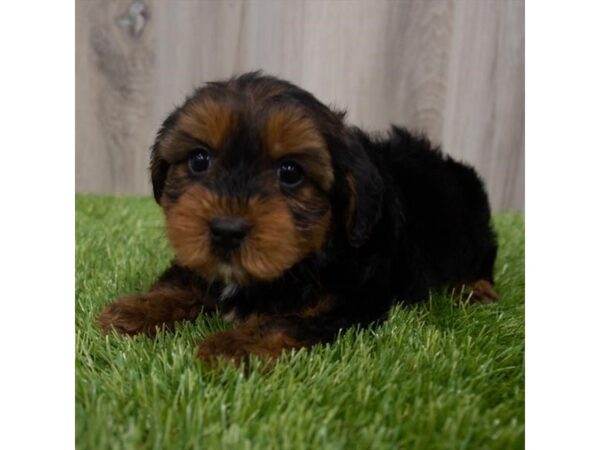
[341,133,385,247]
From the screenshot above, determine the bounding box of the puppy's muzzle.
[209,217,250,255]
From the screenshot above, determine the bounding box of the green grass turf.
[76,195,524,450]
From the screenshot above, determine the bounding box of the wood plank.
[443,0,524,211]
[76,0,157,195]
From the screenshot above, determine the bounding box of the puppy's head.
[151,72,383,285]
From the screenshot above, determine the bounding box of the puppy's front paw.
[97,296,153,336]
[196,330,252,367]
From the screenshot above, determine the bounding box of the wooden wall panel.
[76,0,524,211]
[76,0,157,194]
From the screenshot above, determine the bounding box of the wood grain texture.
[76,0,524,211]
[76,0,156,194]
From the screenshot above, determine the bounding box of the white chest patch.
[220,283,239,301]
[220,284,239,322]
[222,309,238,322]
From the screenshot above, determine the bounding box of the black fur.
[100,72,498,363]
[216,124,497,323]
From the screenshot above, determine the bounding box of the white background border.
[526,0,600,449]
[0,1,74,449]
[1,1,600,449]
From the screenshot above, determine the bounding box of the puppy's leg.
[197,312,348,367]
[455,241,499,304]
[97,263,214,336]
[455,279,499,304]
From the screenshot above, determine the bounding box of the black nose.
[209,217,250,252]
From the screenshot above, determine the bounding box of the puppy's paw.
[97,296,155,336]
[458,280,500,304]
[196,330,253,367]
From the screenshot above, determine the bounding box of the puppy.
[98,72,498,366]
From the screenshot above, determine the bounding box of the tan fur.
[455,280,499,304]
[97,288,202,336]
[197,315,309,367]
[299,294,336,318]
[262,106,334,190]
[157,98,236,163]
[345,174,357,234]
[181,98,235,150]
[165,184,327,284]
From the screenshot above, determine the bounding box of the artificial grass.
[76,195,524,450]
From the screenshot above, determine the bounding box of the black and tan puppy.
[98,72,498,365]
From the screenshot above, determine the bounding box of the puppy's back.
[379,126,497,292]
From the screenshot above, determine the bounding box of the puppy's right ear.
[149,111,178,204]
[150,152,169,204]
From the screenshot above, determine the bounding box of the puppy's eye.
[278,160,304,187]
[188,147,211,174]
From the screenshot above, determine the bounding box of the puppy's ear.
[149,111,178,204]
[342,133,384,247]
[150,153,169,204]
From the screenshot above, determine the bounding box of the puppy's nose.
[209,217,250,251]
